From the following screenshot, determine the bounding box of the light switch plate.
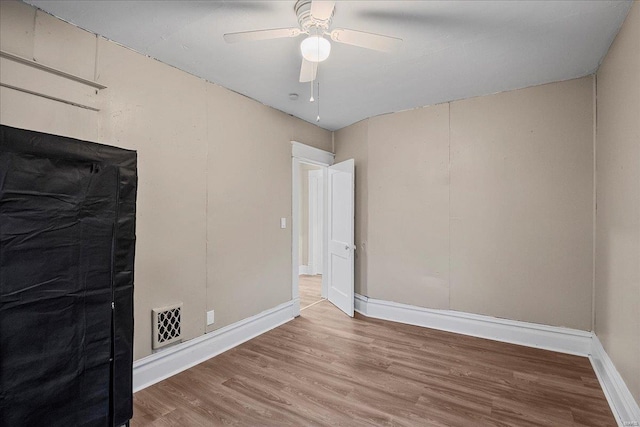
[206,309,215,326]
[280,218,286,229]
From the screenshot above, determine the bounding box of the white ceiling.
[25,1,632,131]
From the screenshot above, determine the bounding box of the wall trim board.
[299,265,311,275]
[0,50,105,112]
[132,300,295,392]
[291,141,335,165]
[0,50,107,90]
[590,335,640,426]
[354,294,593,356]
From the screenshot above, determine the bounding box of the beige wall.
[450,78,594,329]
[336,76,595,330]
[0,1,331,360]
[595,1,640,403]
[368,105,451,309]
[98,35,210,360]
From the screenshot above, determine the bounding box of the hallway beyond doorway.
[299,275,322,310]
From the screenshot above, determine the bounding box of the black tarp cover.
[0,125,137,426]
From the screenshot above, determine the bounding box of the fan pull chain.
[315,33,319,110]
[316,80,320,122]
[316,60,320,122]
[310,77,314,102]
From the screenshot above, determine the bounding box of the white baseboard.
[355,293,592,356]
[590,335,640,426]
[292,297,301,317]
[132,300,295,392]
[299,265,310,275]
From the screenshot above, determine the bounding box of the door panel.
[327,159,354,317]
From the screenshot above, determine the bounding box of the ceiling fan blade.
[330,28,402,52]
[223,27,301,43]
[310,0,335,22]
[299,59,318,83]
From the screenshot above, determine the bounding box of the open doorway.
[291,141,354,318]
[291,141,333,317]
[298,163,323,310]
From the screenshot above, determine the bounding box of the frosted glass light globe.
[300,36,331,62]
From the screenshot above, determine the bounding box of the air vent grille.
[152,303,182,350]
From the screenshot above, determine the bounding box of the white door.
[327,159,355,317]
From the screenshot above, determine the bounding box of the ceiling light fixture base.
[295,0,333,31]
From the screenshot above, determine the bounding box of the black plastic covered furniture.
[0,125,137,427]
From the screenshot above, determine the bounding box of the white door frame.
[291,142,334,317]
[308,169,323,275]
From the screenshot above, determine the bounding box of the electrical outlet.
[206,309,215,326]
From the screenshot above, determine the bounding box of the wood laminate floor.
[131,301,615,426]
[299,274,323,309]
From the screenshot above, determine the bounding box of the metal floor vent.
[152,303,182,350]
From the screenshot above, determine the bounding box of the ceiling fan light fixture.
[300,35,331,62]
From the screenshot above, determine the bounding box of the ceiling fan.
[223,0,402,83]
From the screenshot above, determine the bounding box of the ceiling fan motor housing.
[295,0,333,32]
